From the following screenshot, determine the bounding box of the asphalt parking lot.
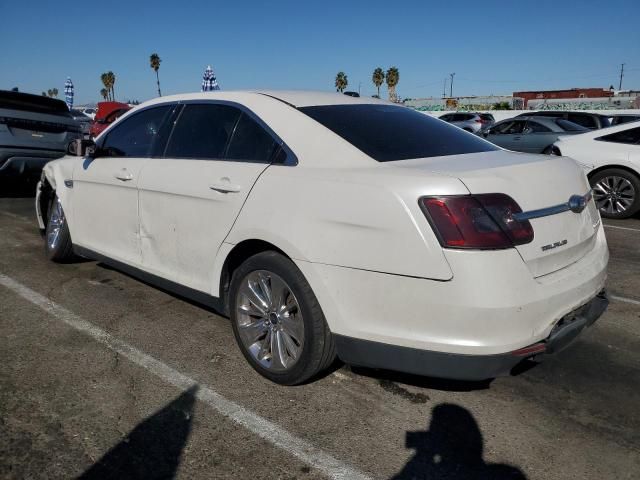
[1,183,639,480]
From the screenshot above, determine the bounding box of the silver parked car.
[439,112,494,133]
[482,115,587,154]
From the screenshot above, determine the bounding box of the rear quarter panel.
[225,165,469,281]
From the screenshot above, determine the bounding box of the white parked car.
[552,121,640,219]
[36,91,609,385]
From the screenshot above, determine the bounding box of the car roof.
[138,90,391,109]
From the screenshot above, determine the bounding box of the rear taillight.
[419,194,534,249]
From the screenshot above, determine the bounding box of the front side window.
[225,113,279,162]
[165,104,241,159]
[299,104,497,162]
[101,105,172,157]
[596,127,640,145]
[526,121,552,133]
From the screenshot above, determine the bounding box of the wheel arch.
[587,163,640,181]
[217,239,292,314]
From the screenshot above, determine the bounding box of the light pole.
[449,72,455,98]
[443,78,447,98]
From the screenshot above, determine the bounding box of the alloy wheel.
[47,198,65,250]
[235,270,305,372]
[593,176,635,215]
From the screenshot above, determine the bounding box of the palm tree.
[41,91,47,96]
[107,71,116,101]
[149,53,162,96]
[372,67,385,98]
[386,67,400,102]
[100,73,111,100]
[100,88,109,100]
[52,88,58,98]
[335,71,348,93]
[47,89,52,97]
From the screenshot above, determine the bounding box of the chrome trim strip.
[514,191,592,222]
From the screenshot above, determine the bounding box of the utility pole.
[619,63,625,90]
[450,72,455,98]
[443,78,447,98]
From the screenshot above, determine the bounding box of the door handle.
[115,170,133,181]
[209,183,242,193]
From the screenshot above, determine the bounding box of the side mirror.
[68,139,97,157]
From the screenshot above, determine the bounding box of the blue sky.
[1,0,639,104]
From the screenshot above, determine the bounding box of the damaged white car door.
[71,105,174,266]
[137,102,277,293]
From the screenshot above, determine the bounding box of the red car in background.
[89,101,131,138]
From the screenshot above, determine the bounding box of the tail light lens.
[419,194,534,249]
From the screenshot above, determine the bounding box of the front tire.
[45,194,74,262]
[590,168,640,219]
[229,251,336,385]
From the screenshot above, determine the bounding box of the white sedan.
[36,91,609,385]
[552,121,640,219]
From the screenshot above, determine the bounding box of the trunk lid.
[395,151,601,277]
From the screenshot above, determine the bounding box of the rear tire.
[229,251,336,385]
[45,194,75,262]
[589,168,640,219]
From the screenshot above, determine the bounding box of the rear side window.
[555,119,588,132]
[101,105,172,157]
[596,127,640,145]
[299,104,497,162]
[225,113,279,162]
[165,104,241,159]
[567,113,597,129]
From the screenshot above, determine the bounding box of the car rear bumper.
[295,222,608,380]
[334,290,608,380]
[0,151,64,176]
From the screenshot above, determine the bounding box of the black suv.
[516,111,610,130]
[0,90,81,180]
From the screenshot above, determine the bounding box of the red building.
[513,88,613,108]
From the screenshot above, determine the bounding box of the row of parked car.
[440,110,640,218]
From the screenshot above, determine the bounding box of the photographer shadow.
[392,403,526,480]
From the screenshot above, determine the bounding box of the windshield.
[299,104,498,162]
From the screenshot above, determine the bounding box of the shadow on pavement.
[391,403,526,480]
[0,177,38,198]
[78,386,198,480]
[350,366,493,393]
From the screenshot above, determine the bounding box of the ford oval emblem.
[568,194,587,213]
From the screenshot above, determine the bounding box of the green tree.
[149,53,162,97]
[52,88,58,98]
[385,67,399,102]
[372,67,385,98]
[107,71,116,101]
[41,91,47,96]
[335,71,348,93]
[100,73,111,100]
[100,88,109,100]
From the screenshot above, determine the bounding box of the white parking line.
[611,294,640,306]
[0,273,371,480]
[604,224,640,233]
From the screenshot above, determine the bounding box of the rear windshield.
[0,90,72,117]
[299,104,498,162]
